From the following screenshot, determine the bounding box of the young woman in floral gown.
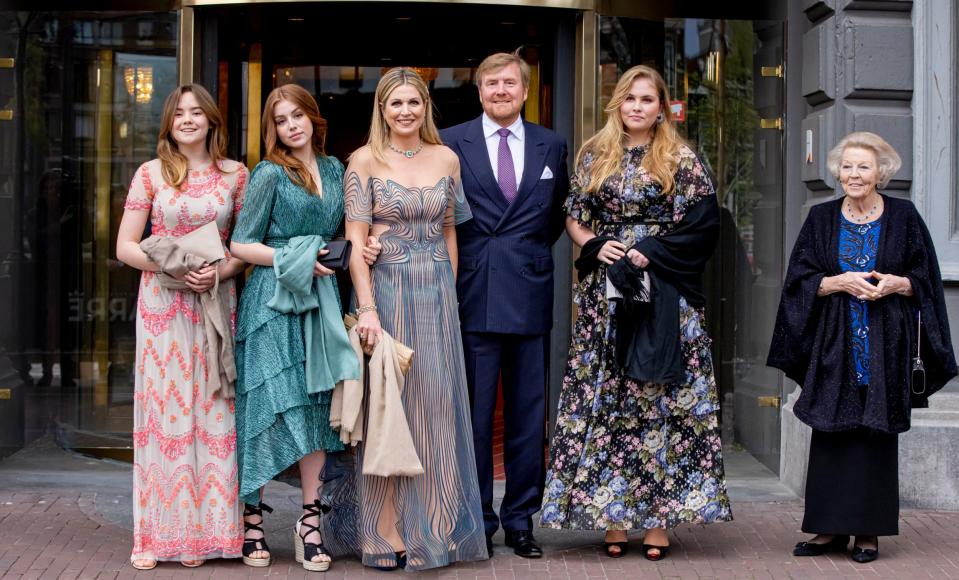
[541,65,732,561]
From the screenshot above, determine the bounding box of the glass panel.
[598,16,785,470]
[0,11,177,457]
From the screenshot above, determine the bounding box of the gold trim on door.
[93,49,114,416]
[246,43,263,167]
[180,0,596,8]
[178,7,196,84]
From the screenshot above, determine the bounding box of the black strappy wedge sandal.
[242,502,273,567]
[294,500,333,572]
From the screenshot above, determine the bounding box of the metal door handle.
[760,117,783,131]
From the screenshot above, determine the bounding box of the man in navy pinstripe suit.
[441,51,569,559]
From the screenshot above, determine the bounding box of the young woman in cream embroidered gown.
[116,84,248,570]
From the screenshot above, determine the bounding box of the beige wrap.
[330,315,423,477]
[139,222,236,399]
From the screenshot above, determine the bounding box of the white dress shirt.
[482,113,525,190]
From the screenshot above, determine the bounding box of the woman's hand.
[598,240,628,264]
[362,236,382,266]
[822,271,880,300]
[626,248,650,268]
[355,310,383,354]
[184,264,217,293]
[871,271,913,297]
[313,248,335,277]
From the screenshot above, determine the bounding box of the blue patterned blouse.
[838,214,882,386]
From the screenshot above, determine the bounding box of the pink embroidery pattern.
[130,160,248,563]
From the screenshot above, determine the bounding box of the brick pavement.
[1,443,958,579]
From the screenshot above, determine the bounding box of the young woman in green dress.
[230,83,359,572]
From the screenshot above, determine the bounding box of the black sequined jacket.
[767,195,957,434]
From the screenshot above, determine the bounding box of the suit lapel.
[515,124,547,204]
[462,118,509,214]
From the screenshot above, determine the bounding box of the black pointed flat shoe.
[851,546,879,563]
[793,535,849,557]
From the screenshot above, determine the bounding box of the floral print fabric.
[541,145,732,531]
[838,215,881,386]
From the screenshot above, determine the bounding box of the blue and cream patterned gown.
[838,214,882,386]
[541,144,732,531]
[323,157,487,570]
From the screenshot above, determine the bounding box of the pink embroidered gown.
[125,159,248,563]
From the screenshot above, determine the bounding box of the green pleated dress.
[232,157,347,505]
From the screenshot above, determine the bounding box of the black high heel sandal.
[294,500,333,572]
[242,502,274,567]
[604,541,629,558]
[373,551,408,571]
[642,543,670,561]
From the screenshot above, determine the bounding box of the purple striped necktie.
[496,128,517,204]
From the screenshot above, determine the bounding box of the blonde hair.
[261,84,327,195]
[826,131,902,189]
[157,84,231,189]
[577,65,686,195]
[365,68,442,164]
[475,51,531,88]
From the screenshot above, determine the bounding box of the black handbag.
[911,310,927,395]
[319,239,352,271]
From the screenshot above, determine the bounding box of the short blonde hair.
[826,131,902,189]
[475,51,531,88]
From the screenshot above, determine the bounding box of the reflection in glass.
[598,16,784,470]
[0,11,177,458]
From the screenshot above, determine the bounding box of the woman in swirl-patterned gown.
[331,67,487,571]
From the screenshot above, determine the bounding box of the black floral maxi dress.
[540,144,733,531]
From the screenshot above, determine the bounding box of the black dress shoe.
[504,530,543,558]
[851,546,879,563]
[793,535,849,556]
[486,535,494,557]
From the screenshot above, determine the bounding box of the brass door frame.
[176,2,602,167]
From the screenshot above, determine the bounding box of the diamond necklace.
[387,141,423,158]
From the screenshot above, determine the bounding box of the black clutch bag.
[911,310,927,396]
[319,239,352,271]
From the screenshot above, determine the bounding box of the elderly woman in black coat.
[768,131,957,563]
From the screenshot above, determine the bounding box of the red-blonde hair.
[262,84,328,195]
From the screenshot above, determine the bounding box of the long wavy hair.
[157,84,231,189]
[262,84,327,195]
[366,68,442,164]
[578,65,686,194]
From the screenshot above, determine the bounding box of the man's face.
[478,63,528,127]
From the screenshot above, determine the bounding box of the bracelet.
[355,304,377,316]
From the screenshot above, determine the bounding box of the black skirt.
[802,428,899,536]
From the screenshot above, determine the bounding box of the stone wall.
[782,0,959,511]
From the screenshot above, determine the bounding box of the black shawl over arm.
[605,195,718,383]
[767,195,957,433]
[632,194,720,308]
